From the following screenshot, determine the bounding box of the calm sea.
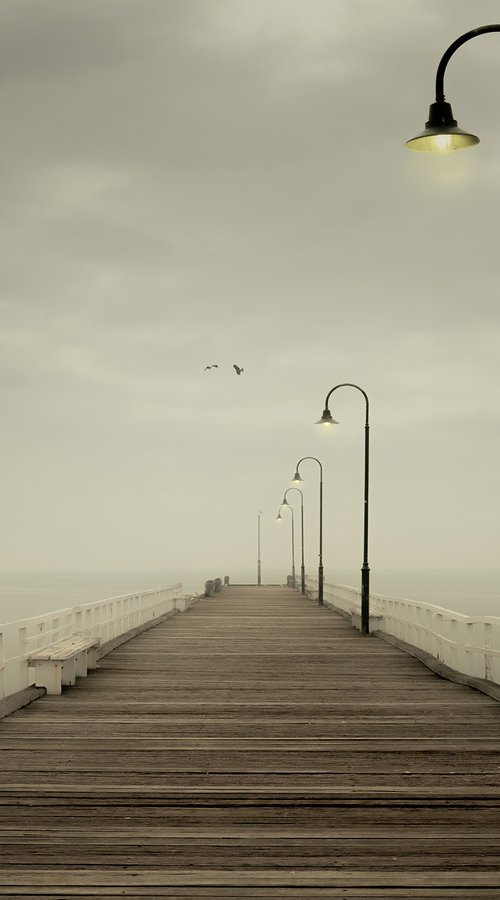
[0,567,498,624]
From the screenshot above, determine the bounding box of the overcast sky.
[1,0,500,586]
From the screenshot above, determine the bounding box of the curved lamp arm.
[292,456,323,480]
[435,25,500,102]
[283,488,303,501]
[320,383,369,426]
[406,24,500,153]
[282,486,304,505]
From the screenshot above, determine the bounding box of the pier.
[0,583,500,896]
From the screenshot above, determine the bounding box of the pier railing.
[304,576,500,690]
[0,583,188,701]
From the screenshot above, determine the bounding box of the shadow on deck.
[0,584,499,897]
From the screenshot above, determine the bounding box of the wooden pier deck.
[0,584,499,897]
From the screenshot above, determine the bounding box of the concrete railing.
[0,583,190,702]
[303,575,500,690]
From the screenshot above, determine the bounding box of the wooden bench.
[28,635,100,695]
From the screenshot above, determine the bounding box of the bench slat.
[29,636,99,663]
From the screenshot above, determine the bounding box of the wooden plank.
[0,890,495,899]
[0,584,499,896]
[1,868,500,886]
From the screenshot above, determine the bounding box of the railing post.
[0,633,5,700]
[17,627,29,691]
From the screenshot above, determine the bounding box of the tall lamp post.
[281,487,305,594]
[405,24,500,153]
[316,384,370,633]
[276,504,296,588]
[257,510,262,586]
[291,457,323,605]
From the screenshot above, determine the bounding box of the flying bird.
[233,364,244,375]
[204,364,219,371]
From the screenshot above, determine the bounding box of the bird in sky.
[204,364,219,371]
[233,364,244,375]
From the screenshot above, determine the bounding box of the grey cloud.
[1,0,500,579]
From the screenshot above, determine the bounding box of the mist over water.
[0,567,498,624]
[368,569,500,618]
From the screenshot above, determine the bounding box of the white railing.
[303,576,500,686]
[0,583,186,700]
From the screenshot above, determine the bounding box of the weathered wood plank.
[1,868,500,886]
[0,891,495,899]
[0,584,499,896]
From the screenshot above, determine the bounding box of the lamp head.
[315,408,339,427]
[405,100,479,154]
[281,496,289,506]
[276,510,283,521]
[291,471,303,484]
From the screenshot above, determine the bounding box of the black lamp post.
[291,457,323,605]
[276,504,296,588]
[316,384,370,633]
[281,487,305,594]
[406,24,500,153]
[257,510,262,586]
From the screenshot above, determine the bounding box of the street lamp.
[405,24,500,153]
[276,504,296,588]
[257,510,262,586]
[291,457,323,605]
[281,487,305,594]
[316,384,370,634]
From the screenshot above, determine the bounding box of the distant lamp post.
[316,384,370,634]
[257,510,262,586]
[276,504,296,588]
[291,457,323,605]
[281,487,305,593]
[405,25,500,153]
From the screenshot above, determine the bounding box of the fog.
[1,0,500,588]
